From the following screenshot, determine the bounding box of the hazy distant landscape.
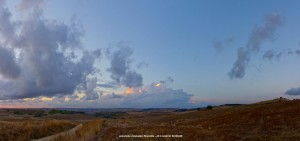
[1,97,300,141]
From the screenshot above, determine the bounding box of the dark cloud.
[247,13,283,52]
[0,1,101,100]
[0,1,17,44]
[123,71,143,87]
[0,46,21,79]
[106,43,132,83]
[276,52,282,59]
[228,13,284,79]
[213,37,234,52]
[228,48,249,79]
[263,50,275,61]
[287,50,293,55]
[262,48,299,62]
[111,93,124,98]
[106,43,143,87]
[83,78,100,100]
[98,83,116,88]
[137,61,149,69]
[285,87,300,95]
[158,76,174,86]
[262,49,284,61]
[295,49,300,56]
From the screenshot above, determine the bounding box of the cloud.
[262,49,283,61]
[98,83,116,88]
[0,46,21,79]
[18,0,44,12]
[137,61,149,69]
[157,76,174,86]
[228,48,249,79]
[287,50,293,55]
[262,48,300,62]
[106,42,143,87]
[82,78,100,100]
[247,13,283,51]
[111,93,124,98]
[122,86,194,108]
[0,1,101,100]
[68,83,199,108]
[123,71,143,87]
[275,52,283,59]
[228,13,284,79]
[213,37,234,52]
[0,1,201,109]
[97,77,199,108]
[285,87,300,95]
[0,77,203,108]
[295,49,300,56]
[262,50,275,61]
[0,1,18,44]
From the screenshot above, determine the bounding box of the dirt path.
[31,124,82,141]
[91,120,108,141]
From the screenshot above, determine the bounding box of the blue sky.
[1,0,300,108]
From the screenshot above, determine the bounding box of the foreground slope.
[99,98,300,141]
[1,98,300,141]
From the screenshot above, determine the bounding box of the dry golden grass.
[0,119,76,141]
[100,99,300,141]
[2,99,300,141]
[53,119,104,141]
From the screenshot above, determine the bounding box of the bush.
[207,105,213,110]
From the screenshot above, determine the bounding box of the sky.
[1,0,300,108]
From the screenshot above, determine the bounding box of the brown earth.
[98,98,300,141]
[1,98,300,141]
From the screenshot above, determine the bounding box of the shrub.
[206,105,213,110]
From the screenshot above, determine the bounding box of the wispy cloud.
[213,37,234,53]
[137,61,149,69]
[228,13,284,79]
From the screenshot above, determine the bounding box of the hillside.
[1,98,300,141]
[99,98,300,141]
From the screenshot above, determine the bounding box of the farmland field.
[1,98,300,141]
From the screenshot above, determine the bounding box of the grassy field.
[0,108,99,141]
[0,119,76,141]
[1,98,300,141]
[53,119,104,141]
[100,98,300,141]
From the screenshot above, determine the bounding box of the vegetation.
[206,105,213,110]
[0,120,76,141]
[48,109,85,115]
[2,98,300,141]
[10,109,46,117]
[101,99,300,140]
[94,112,127,119]
[53,119,104,141]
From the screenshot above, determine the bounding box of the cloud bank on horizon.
[0,0,199,108]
